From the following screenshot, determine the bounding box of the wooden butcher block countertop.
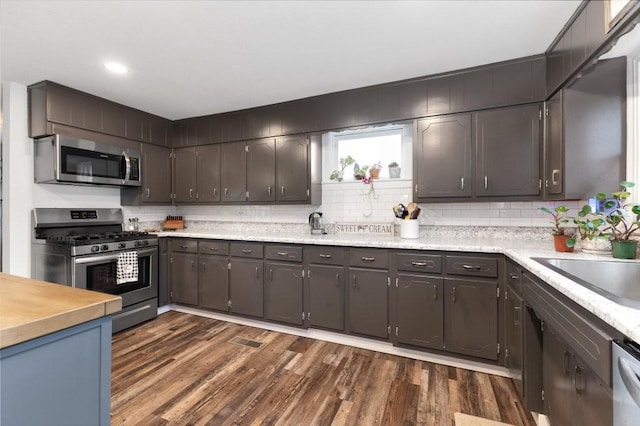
[0,273,121,349]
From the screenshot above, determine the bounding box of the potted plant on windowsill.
[353,163,369,180]
[539,205,575,252]
[369,161,382,179]
[388,161,401,178]
[329,155,355,182]
[596,181,640,259]
[571,204,611,254]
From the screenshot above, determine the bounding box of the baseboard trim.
[167,304,510,378]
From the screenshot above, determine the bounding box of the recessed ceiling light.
[104,62,128,74]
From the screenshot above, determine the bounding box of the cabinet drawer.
[445,256,498,278]
[199,241,229,256]
[265,245,302,262]
[506,261,523,295]
[305,246,345,265]
[230,242,263,259]
[170,239,198,253]
[523,273,612,385]
[396,253,442,273]
[349,249,389,269]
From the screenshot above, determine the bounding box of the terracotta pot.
[611,240,638,259]
[553,235,574,252]
[370,168,381,179]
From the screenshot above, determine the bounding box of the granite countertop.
[158,229,640,343]
[0,273,122,349]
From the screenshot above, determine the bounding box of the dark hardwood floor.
[111,311,535,425]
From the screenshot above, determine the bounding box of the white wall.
[1,82,121,277]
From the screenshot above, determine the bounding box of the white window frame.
[321,123,413,183]
[628,50,640,201]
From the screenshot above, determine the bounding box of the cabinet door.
[574,357,613,426]
[545,91,564,196]
[444,278,498,360]
[396,273,444,349]
[174,147,197,203]
[170,253,198,305]
[196,145,221,203]
[199,255,229,311]
[307,264,345,331]
[101,102,127,137]
[149,116,168,146]
[475,104,541,197]
[229,258,263,317]
[348,268,388,339]
[246,138,276,202]
[141,144,172,203]
[505,285,524,397]
[415,114,472,199]
[276,135,309,202]
[47,84,84,127]
[264,262,303,325]
[220,141,247,203]
[542,328,574,426]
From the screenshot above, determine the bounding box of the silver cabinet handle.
[411,261,428,267]
[213,187,217,197]
[277,252,289,256]
[352,275,357,288]
[336,273,340,287]
[319,254,332,259]
[545,179,549,188]
[415,184,418,194]
[433,284,437,301]
[281,185,285,196]
[209,247,219,252]
[224,188,229,196]
[452,286,456,303]
[191,260,195,271]
[514,306,521,326]
[460,177,465,191]
[509,273,519,280]
[256,267,260,279]
[484,176,488,190]
[180,245,190,249]
[462,264,482,270]
[361,256,375,262]
[241,249,252,254]
[201,261,206,273]
[269,268,273,282]
[268,186,272,196]
[563,350,571,375]
[146,188,150,198]
[189,188,193,198]
[574,365,584,392]
[552,169,561,186]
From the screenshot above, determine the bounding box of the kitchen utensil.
[410,207,421,220]
[308,212,326,235]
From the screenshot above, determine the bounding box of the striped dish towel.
[116,251,139,284]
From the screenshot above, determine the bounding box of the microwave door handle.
[122,151,131,183]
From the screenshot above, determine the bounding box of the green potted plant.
[369,161,382,179]
[539,205,575,252]
[596,181,640,259]
[353,163,369,180]
[329,155,355,182]
[571,204,611,254]
[388,161,401,178]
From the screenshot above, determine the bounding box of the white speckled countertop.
[157,229,640,343]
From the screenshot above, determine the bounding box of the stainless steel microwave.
[34,135,142,187]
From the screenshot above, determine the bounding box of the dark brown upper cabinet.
[196,144,221,203]
[276,135,310,202]
[474,104,542,198]
[174,147,197,203]
[220,141,248,203]
[414,114,473,200]
[544,57,626,200]
[246,138,276,203]
[122,143,173,205]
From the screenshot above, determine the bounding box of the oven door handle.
[74,247,157,264]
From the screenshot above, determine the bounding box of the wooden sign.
[334,222,394,236]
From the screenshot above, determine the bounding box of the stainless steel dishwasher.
[613,340,640,425]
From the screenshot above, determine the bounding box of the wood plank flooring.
[111,311,535,426]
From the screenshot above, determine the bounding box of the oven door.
[72,247,158,307]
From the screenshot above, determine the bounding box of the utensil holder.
[400,220,419,239]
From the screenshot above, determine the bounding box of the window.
[322,123,412,182]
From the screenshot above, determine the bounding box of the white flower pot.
[579,236,612,254]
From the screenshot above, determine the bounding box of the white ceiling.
[1,0,581,120]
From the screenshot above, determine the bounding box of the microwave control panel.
[130,158,140,181]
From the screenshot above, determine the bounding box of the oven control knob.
[91,245,100,253]
[142,240,149,247]
[101,244,109,251]
[118,243,126,249]
[135,241,142,248]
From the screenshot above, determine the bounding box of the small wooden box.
[163,219,184,230]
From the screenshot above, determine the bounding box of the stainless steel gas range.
[31,208,158,333]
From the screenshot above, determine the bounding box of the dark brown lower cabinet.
[347,268,389,339]
[198,255,229,311]
[444,278,498,360]
[396,273,444,349]
[307,264,345,331]
[170,252,198,305]
[505,282,524,397]
[543,325,612,426]
[264,261,303,325]
[229,258,263,318]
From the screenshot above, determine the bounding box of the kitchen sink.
[532,257,640,309]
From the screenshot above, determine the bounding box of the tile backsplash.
[124,180,582,231]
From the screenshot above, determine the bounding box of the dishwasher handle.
[619,357,640,407]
